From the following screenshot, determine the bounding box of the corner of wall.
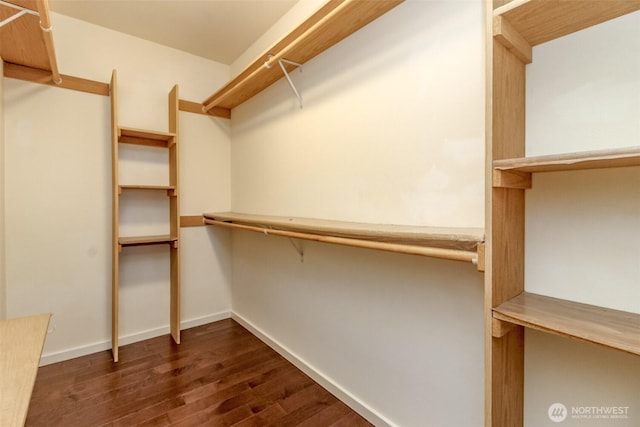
[0,58,6,320]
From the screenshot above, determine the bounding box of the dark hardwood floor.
[26,319,372,426]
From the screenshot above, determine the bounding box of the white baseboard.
[40,311,231,366]
[231,312,395,427]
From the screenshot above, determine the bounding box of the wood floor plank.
[230,403,288,426]
[331,411,375,426]
[26,319,372,426]
[296,401,353,427]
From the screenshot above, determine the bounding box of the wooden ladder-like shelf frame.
[110,70,181,363]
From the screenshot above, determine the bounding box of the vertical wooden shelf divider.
[110,70,120,363]
[110,70,181,362]
[168,85,181,345]
[485,5,527,423]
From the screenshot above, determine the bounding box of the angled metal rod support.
[0,1,38,28]
[288,238,304,263]
[265,55,303,108]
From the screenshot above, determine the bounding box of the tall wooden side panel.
[110,70,120,362]
[168,85,180,344]
[485,2,527,424]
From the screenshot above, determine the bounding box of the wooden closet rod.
[36,0,62,84]
[204,219,478,264]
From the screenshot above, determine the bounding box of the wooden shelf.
[202,0,404,111]
[204,212,483,264]
[0,0,61,82]
[494,146,640,173]
[119,185,176,195]
[118,127,176,148]
[493,292,640,356]
[0,313,51,427]
[494,0,640,47]
[118,234,177,247]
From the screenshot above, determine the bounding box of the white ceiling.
[49,0,299,65]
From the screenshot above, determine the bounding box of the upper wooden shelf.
[0,313,50,427]
[494,0,640,47]
[118,127,176,148]
[204,212,484,265]
[493,292,640,356]
[494,146,640,173]
[1,0,61,81]
[202,0,404,112]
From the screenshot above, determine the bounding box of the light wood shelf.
[118,234,177,247]
[204,212,484,264]
[118,127,176,148]
[494,0,640,47]
[119,185,176,196]
[0,0,61,82]
[202,0,404,111]
[0,313,51,427]
[493,292,640,356]
[494,146,640,173]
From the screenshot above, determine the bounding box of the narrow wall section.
[0,58,5,320]
[230,1,486,425]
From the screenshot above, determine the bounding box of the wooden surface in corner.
[179,100,230,119]
[180,215,204,227]
[3,64,230,122]
[0,313,51,427]
[3,63,110,95]
[0,1,50,70]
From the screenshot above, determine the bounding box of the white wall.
[524,11,640,427]
[3,13,232,363]
[0,58,5,320]
[230,1,485,425]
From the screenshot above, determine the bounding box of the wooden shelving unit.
[0,0,61,83]
[110,70,181,363]
[494,0,640,50]
[486,1,640,425]
[119,184,177,195]
[118,235,178,247]
[118,127,176,147]
[493,292,640,356]
[0,314,50,427]
[493,146,640,173]
[204,212,484,265]
[201,0,404,112]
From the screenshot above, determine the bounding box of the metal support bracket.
[264,55,303,108]
[288,238,304,263]
[0,0,38,28]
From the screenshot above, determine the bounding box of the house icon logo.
[548,403,568,423]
